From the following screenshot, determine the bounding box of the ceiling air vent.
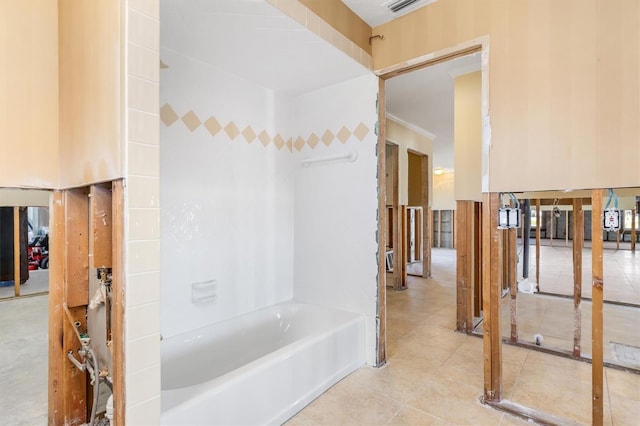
[387,0,421,13]
[382,0,437,19]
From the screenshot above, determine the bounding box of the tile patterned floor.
[286,248,640,425]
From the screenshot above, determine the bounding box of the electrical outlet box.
[603,208,622,232]
[498,207,521,229]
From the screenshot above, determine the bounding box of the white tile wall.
[125,1,161,423]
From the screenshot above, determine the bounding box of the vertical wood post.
[452,210,456,249]
[572,198,583,357]
[632,209,636,252]
[473,202,482,318]
[376,77,387,366]
[509,227,517,342]
[400,205,407,289]
[591,190,604,425]
[421,155,431,278]
[437,210,442,248]
[535,200,541,292]
[112,180,126,425]
[565,211,569,246]
[390,145,402,290]
[456,201,473,332]
[482,192,502,402]
[49,192,65,424]
[13,206,20,297]
[550,210,554,246]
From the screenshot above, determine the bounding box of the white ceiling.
[160,0,369,95]
[342,0,437,27]
[160,0,479,170]
[386,53,481,169]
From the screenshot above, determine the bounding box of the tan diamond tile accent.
[258,130,271,146]
[307,133,320,149]
[181,110,201,132]
[337,126,351,144]
[353,122,370,141]
[321,130,335,147]
[204,116,222,136]
[286,138,293,152]
[294,137,305,152]
[160,103,178,126]
[224,121,240,140]
[273,134,285,150]
[242,126,257,144]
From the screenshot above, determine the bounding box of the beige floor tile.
[387,405,448,425]
[290,248,638,426]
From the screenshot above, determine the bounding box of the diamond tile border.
[160,103,371,152]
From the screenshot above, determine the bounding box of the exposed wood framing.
[400,205,407,288]
[482,192,502,402]
[509,228,517,342]
[473,202,482,318]
[535,200,540,292]
[376,77,387,366]
[456,201,474,333]
[13,206,20,297]
[91,184,113,268]
[389,143,403,290]
[632,209,637,252]
[49,191,65,424]
[421,155,431,278]
[65,188,90,308]
[437,210,442,248]
[550,211,554,246]
[572,198,583,357]
[565,211,569,246]
[111,180,126,424]
[452,210,456,249]
[591,190,604,425]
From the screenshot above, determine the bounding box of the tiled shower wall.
[125,0,162,423]
[292,74,379,365]
[159,48,295,339]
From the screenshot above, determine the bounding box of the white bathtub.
[160,302,366,425]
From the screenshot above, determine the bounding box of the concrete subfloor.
[0,269,49,300]
[287,248,640,425]
[0,294,48,425]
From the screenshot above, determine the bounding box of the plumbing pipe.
[88,348,100,426]
[67,351,86,372]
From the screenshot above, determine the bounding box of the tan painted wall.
[373,0,640,192]
[298,0,372,54]
[386,117,432,206]
[433,172,455,210]
[0,1,59,188]
[454,71,482,201]
[58,0,124,188]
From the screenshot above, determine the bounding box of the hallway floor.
[286,248,640,425]
[0,294,48,425]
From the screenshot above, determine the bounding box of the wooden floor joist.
[572,198,583,357]
[591,189,604,426]
[482,192,502,402]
